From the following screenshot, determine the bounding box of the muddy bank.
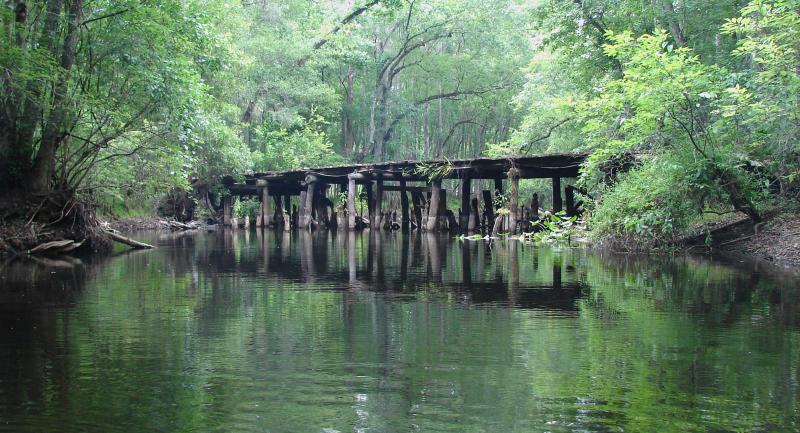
[713,212,800,269]
[0,214,208,257]
[106,217,165,233]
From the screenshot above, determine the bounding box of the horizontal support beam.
[230,153,590,192]
[381,185,430,193]
[228,184,303,196]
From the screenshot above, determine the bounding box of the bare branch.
[520,118,572,153]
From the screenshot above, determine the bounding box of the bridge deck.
[227,152,587,188]
[222,152,589,232]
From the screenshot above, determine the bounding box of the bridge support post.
[299,175,318,229]
[460,177,471,231]
[552,177,563,213]
[530,193,539,223]
[298,191,306,228]
[347,175,357,230]
[223,196,232,226]
[468,195,479,232]
[411,190,423,229]
[260,184,271,227]
[282,194,291,230]
[482,189,494,230]
[399,177,410,232]
[426,179,442,231]
[565,185,576,216]
[314,183,330,228]
[365,182,374,228]
[373,177,383,230]
[508,168,520,233]
[273,195,283,227]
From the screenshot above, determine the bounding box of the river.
[0,229,798,432]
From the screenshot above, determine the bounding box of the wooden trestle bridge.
[222,152,589,233]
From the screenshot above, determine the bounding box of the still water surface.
[0,230,799,432]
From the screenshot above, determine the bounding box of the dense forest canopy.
[1,0,798,245]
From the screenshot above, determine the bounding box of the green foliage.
[507,0,798,246]
[252,114,343,172]
[721,0,800,194]
[522,211,583,245]
[493,190,509,210]
[334,191,348,212]
[412,160,454,181]
[233,197,260,219]
[591,155,700,245]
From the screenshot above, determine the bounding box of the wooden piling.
[261,185,271,227]
[552,177,563,213]
[565,184,576,216]
[273,195,283,227]
[438,188,447,216]
[347,175,357,230]
[482,190,494,228]
[411,190,423,229]
[300,175,318,229]
[460,177,471,230]
[298,190,307,228]
[426,179,442,231]
[223,196,232,226]
[374,178,384,229]
[508,168,519,233]
[315,184,330,228]
[399,177,410,231]
[365,182,374,228]
[468,196,479,232]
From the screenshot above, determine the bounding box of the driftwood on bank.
[159,219,201,231]
[104,230,154,249]
[27,239,85,255]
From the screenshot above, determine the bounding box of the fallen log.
[159,219,200,231]
[104,230,154,249]
[28,239,85,255]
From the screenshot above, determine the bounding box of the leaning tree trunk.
[30,0,83,194]
[716,168,762,223]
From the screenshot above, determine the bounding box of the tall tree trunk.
[2,0,64,189]
[661,0,687,47]
[342,65,355,156]
[436,82,443,158]
[371,79,389,161]
[423,103,431,158]
[31,0,82,194]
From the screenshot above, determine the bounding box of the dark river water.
[1,229,799,432]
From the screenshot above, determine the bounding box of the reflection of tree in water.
[585,252,800,327]
[0,257,90,416]
[2,231,799,432]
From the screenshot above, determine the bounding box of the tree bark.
[341,64,355,156]
[31,0,83,194]
[661,0,687,47]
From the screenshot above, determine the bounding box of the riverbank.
[0,214,204,256]
[106,216,165,233]
[713,212,800,269]
[5,205,799,270]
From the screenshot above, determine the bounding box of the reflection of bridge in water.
[223,153,588,234]
[219,230,589,312]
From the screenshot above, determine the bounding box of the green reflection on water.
[0,230,798,432]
